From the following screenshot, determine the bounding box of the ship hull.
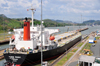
[4,36,81,66]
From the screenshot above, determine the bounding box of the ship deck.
[54,32,81,47]
[4,31,81,54]
[54,31,75,41]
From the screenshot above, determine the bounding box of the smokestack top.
[24,17,30,22]
[25,17,28,22]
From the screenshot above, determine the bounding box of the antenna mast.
[27,6,36,27]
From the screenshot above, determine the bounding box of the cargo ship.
[3,20,81,66]
[3,8,82,66]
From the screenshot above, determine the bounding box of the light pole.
[3,16,5,40]
[41,0,43,66]
[63,18,64,33]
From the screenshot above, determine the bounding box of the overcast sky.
[0,0,100,23]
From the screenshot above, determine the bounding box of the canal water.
[0,26,99,66]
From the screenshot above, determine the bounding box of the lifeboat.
[11,35,15,40]
[49,36,55,40]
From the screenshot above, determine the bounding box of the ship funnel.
[23,17,30,40]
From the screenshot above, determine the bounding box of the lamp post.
[41,0,43,66]
[3,16,5,40]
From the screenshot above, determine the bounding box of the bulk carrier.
[3,7,82,66]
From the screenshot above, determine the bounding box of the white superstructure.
[10,25,59,50]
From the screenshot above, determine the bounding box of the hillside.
[0,14,7,18]
[0,14,86,32]
[0,14,22,32]
[43,19,73,27]
[14,18,74,27]
[83,20,100,25]
[51,19,73,23]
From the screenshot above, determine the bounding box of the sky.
[0,0,100,23]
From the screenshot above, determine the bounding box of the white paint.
[16,40,36,50]
[93,63,100,66]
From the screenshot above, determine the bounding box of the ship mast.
[31,8,34,27]
[27,6,36,27]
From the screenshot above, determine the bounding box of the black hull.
[4,36,81,66]
[0,40,9,45]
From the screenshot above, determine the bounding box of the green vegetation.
[55,53,73,66]
[83,20,100,25]
[77,42,84,47]
[71,49,78,52]
[96,37,100,40]
[34,19,41,25]
[0,14,86,33]
[80,43,91,52]
[0,16,42,32]
[0,16,73,32]
[53,36,93,66]
[0,16,22,32]
[80,43,93,55]
[54,37,89,66]
[0,16,69,32]
[86,36,89,39]
[0,34,12,41]
[43,19,72,27]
